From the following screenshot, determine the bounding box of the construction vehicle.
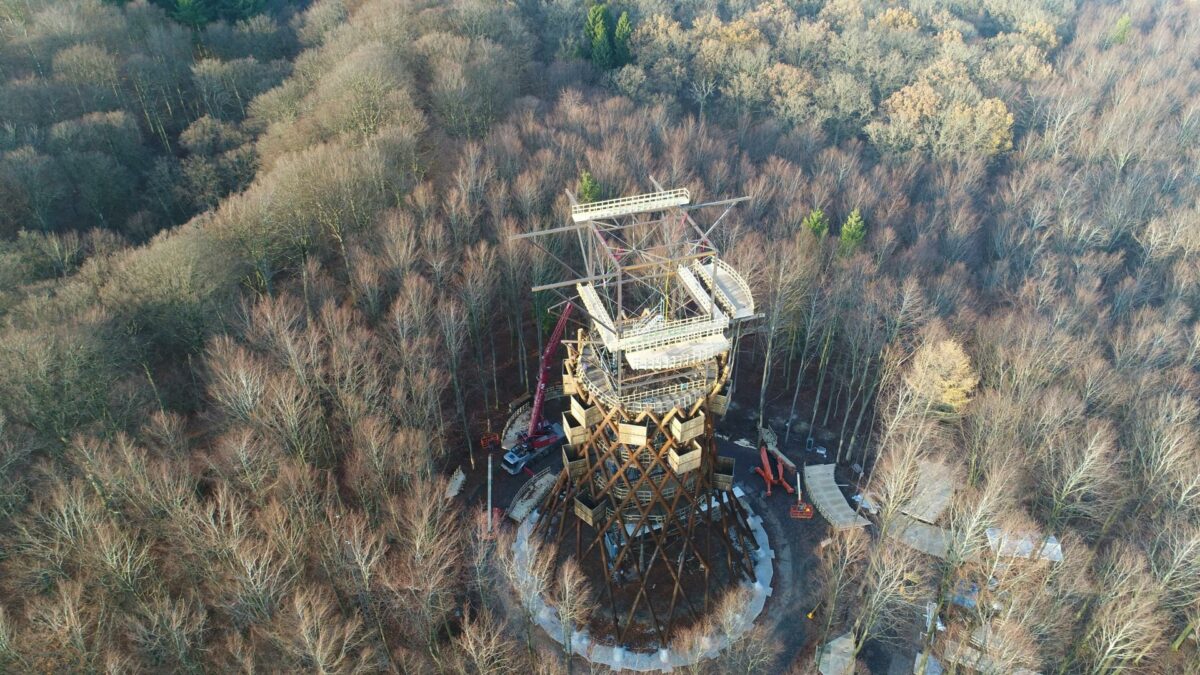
[754,431,816,518]
[790,501,814,519]
[501,305,573,475]
[753,442,795,497]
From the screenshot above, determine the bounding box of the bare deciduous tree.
[385,478,463,658]
[453,606,517,674]
[848,541,924,659]
[552,557,592,671]
[437,295,473,467]
[271,587,379,674]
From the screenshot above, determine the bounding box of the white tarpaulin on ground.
[901,461,954,524]
[893,515,953,560]
[818,633,855,675]
[445,467,465,498]
[986,528,1064,563]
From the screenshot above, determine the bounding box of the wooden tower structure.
[517,183,762,646]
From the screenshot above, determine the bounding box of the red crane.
[501,304,573,475]
[754,443,795,497]
[528,303,573,438]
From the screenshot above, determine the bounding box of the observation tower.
[518,183,762,646]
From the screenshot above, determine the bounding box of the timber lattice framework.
[516,182,765,648]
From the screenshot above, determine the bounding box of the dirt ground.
[712,397,835,672]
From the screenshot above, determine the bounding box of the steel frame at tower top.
[513,178,756,408]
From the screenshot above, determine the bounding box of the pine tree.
[171,0,215,28]
[839,208,866,256]
[614,12,633,67]
[1108,13,1133,46]
[803,208,829,238]
[584,5,610,62]
[578,171,602,204]
[591,15,615,70]
[215,0,261,21]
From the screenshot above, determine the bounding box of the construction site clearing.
[478,391,1069,673]
[454,186,1068,674]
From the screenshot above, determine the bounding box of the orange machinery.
[753,442,813,519]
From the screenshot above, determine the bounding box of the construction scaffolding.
[519,183,761,647]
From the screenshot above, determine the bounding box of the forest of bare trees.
[0,0,1198,672]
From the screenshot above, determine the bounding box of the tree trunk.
[448,361,474,469]
[516,306,529,389]
[785,316,818,446]
[808,327,833,445]
[490,327,500,408]
[847,378,878,468]
[757,319,777,437]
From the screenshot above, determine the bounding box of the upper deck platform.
[575,342,719,414]
[692,258,755,320]
[571,189,691,223]
[577,281,730,361]
[573,251,756,373]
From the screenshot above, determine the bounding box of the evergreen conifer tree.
[839,208,866,256]
[584,5,610,62]
[803,208,829,238]
[614,12,633,66]
[591,16,615,70]
[578,171,602,203]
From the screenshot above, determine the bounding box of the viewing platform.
[571,189,691,223]
[575,342,719,414]
[577,281,730,368]
[692,258,755,320]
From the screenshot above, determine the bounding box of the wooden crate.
[669,440,703,474]
[563,412,588,446]
[562,444,586,481]
[670,411,705,443]
[709,393,729,417]
[714,456,735,491]
[570,396,601,427]
[562,367,578,396]
[574,494,605,527]
[618,422,647,446]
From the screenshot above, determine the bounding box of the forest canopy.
[0,0,1198,672]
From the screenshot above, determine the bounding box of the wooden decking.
[804,464,869,531]
[625,334,729,370]
[676,263,724,319]
[692,258,755,320]
[577,282,618,349]
[576,343,717,414]
[508,469,556,523]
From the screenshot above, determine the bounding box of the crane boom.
[529,304,573,437]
